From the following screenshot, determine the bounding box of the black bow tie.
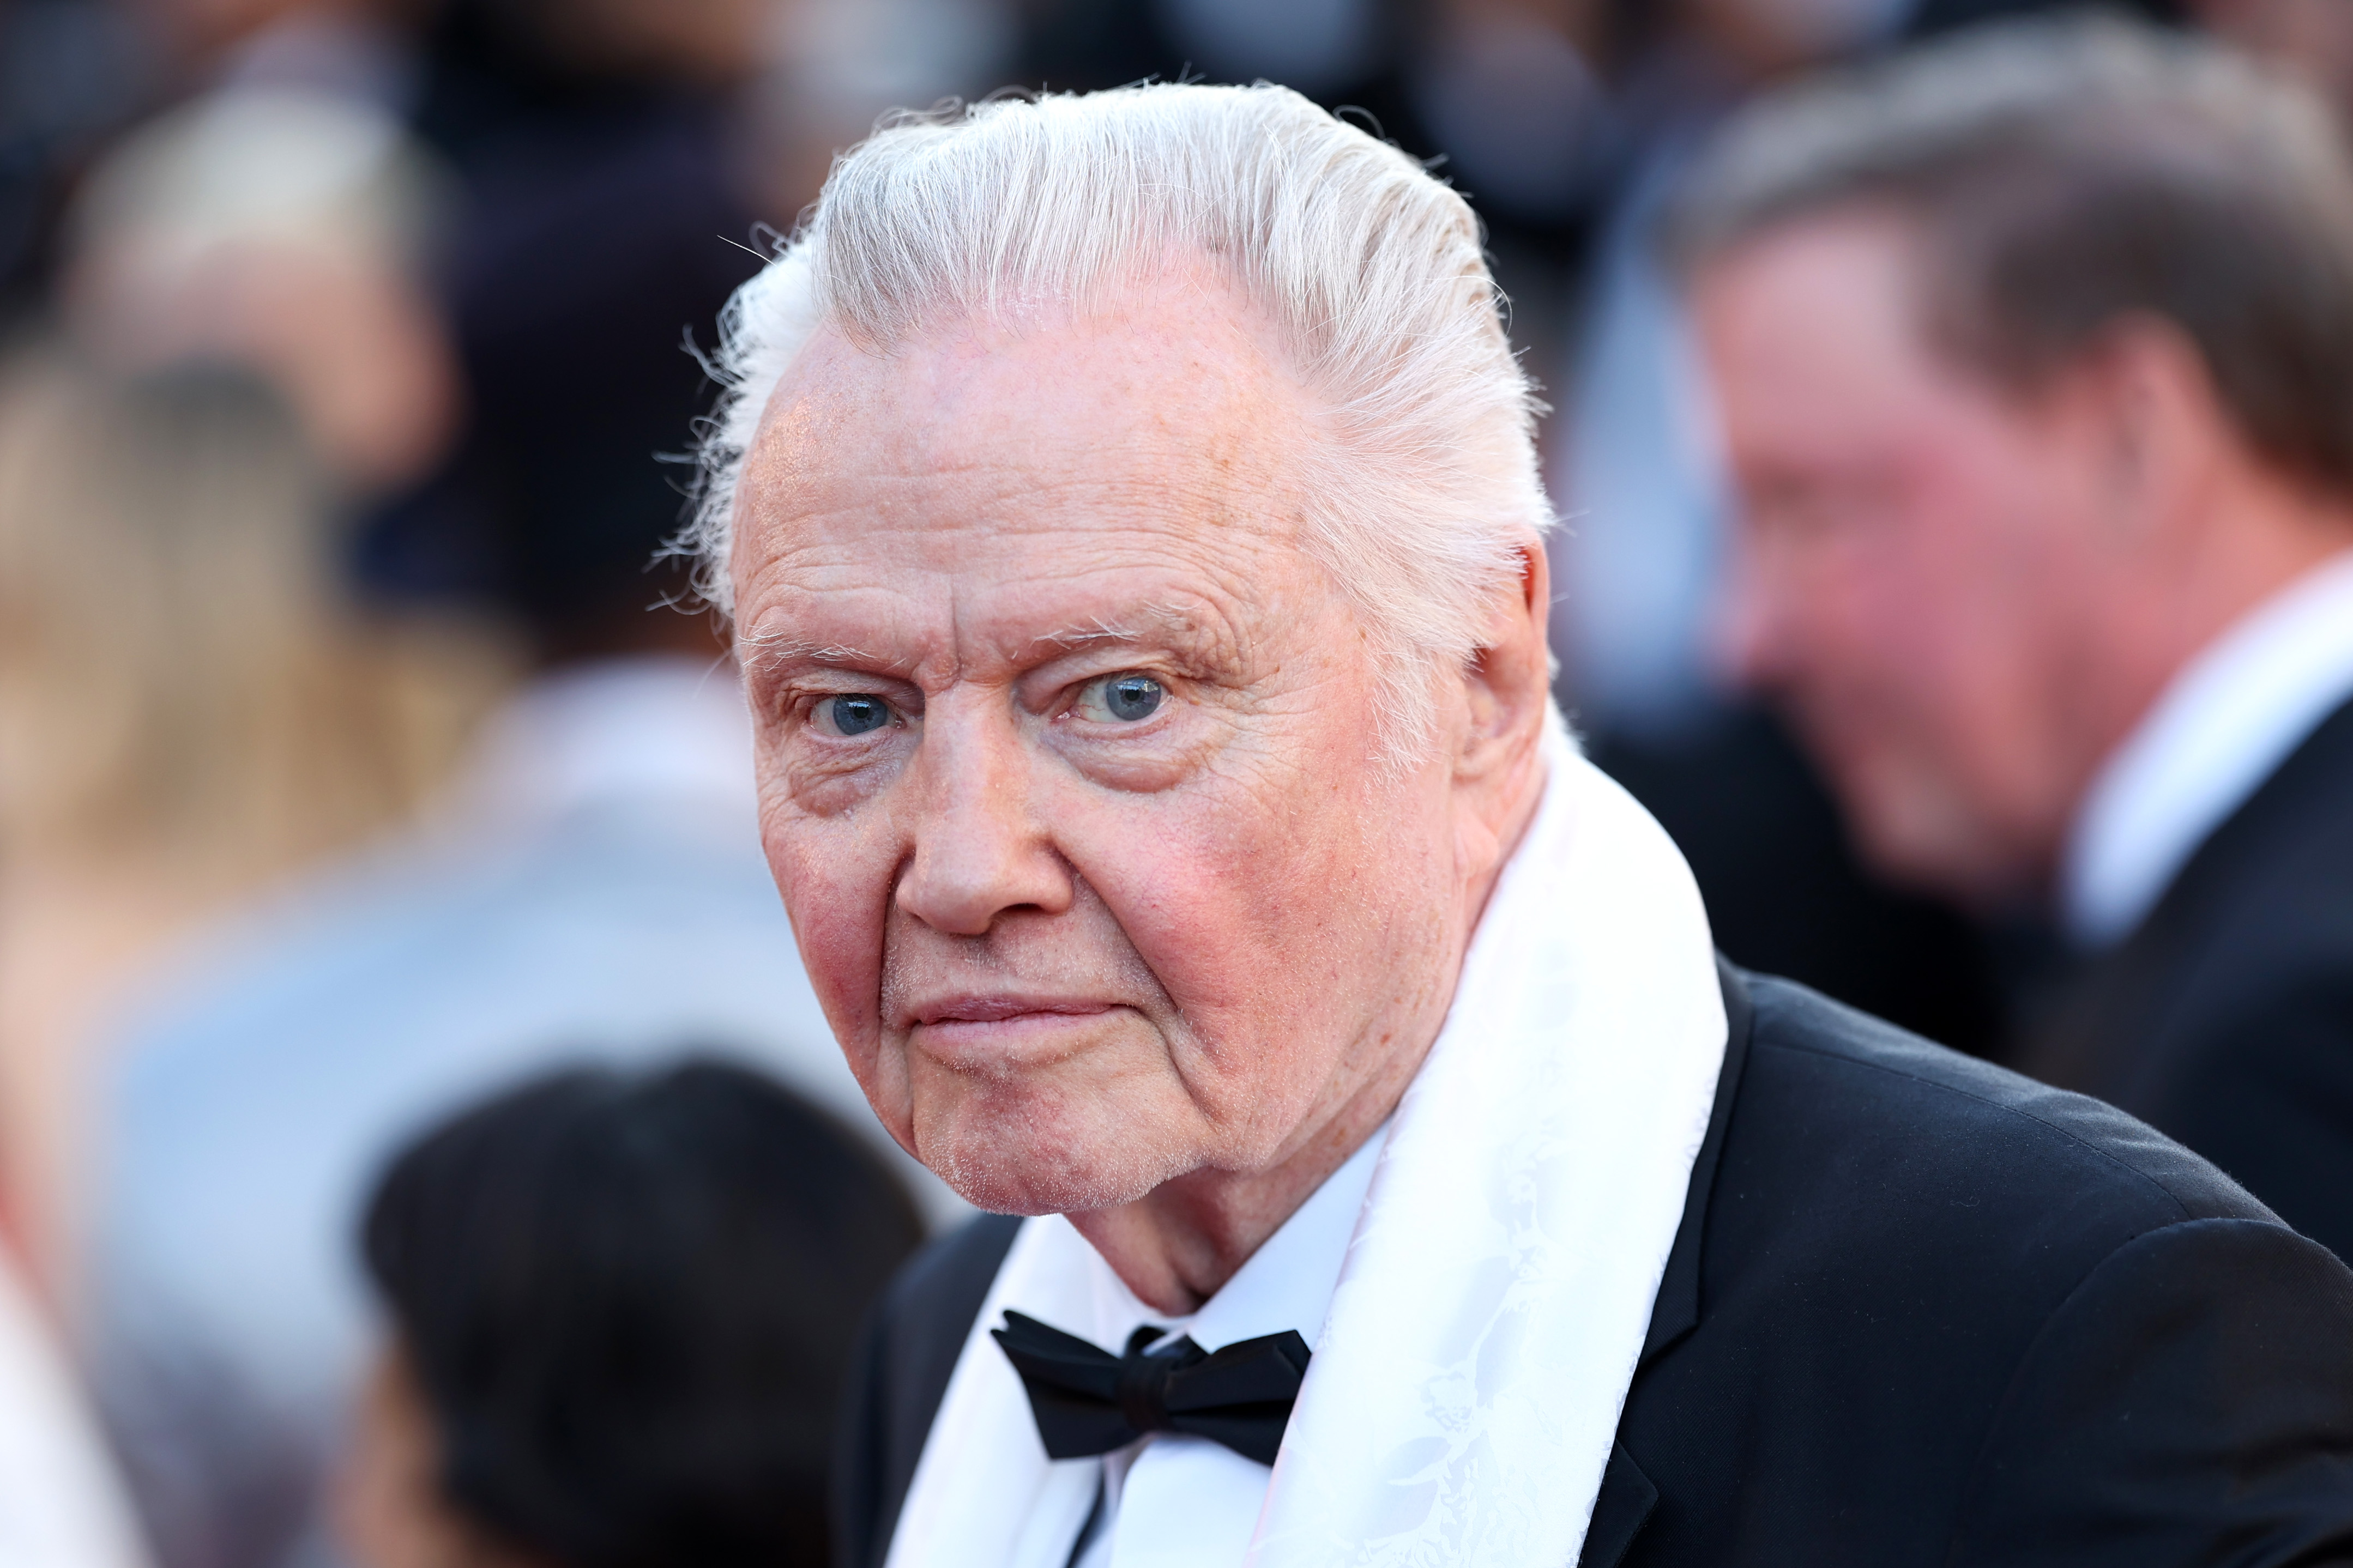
[991,1310,1311,1466]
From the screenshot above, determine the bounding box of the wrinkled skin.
[1696,211,2353,905]
[727,275,1551,1311]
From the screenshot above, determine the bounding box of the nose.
[894,700,1073,937]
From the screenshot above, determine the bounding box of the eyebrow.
[737,600,1238,680]
[1021,603,1211,662]
[1028,617,1143,655]
[735,629,912,679]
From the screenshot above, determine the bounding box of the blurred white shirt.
[2065,548,2353,948]
[0,1245,147,1568]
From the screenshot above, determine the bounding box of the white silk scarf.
[885,717,1728,1568]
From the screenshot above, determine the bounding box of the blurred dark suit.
[2019,695,2353,1262]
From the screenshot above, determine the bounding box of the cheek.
[1054,736,1420,1105]
[1898,488,2066,737]
[1814,487,2007,732]
[759,798,895,1081]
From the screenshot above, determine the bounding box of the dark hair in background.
[1670,14,2353,499]
[360,1059,925,1568]
[355,105,762,658]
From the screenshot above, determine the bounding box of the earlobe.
[1455,542,1553,784]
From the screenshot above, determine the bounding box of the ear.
[1456,540,1554,798]
[2067,314,2234,547]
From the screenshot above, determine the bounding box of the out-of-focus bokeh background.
[1,1,2347,1566]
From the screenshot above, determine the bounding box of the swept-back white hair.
[685,81,1552,756]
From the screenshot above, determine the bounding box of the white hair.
[683,81,1552,756]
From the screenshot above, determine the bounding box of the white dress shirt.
[1067,1128,1385,1568]
[2064,549,2353,949]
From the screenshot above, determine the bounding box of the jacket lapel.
[1580,960,1753,1567]
[1637,958,1753,1369]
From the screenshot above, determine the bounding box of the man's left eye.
[1076,673,1164,723]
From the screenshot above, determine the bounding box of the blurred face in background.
[728,278,1537,1222]
[1696,212,2145,904]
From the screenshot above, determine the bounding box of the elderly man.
[1682,19,2353,1263]
[692,82,2353,1568]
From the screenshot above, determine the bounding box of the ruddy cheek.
[771,828,887,1010]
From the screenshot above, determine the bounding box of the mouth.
[902,995,1126,1068]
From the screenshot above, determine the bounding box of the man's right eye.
[814,694,895,737]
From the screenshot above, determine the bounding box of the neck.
[2055,483,2353,876]
[1064,1033,1419,1317]
[1069,741,1553,1316]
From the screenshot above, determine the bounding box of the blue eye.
[822,694,893,736]
[1079,673,1163,723]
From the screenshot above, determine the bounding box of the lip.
[909,994,1117,1026]
[902,995,1125,1065]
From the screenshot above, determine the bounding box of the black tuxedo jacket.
[836,966,2353,1568]
[2017,695,2353,1263]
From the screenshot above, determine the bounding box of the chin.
[1851,782,2028,907]
[912,1093,1194,1217]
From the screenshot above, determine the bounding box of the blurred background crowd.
[1,0,2349,1565]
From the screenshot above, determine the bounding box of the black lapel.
[1579,961,1750,1568]
[1637,956,1754,1369]
[1580,1442,1662,1568]
[849,1213,1024,1568]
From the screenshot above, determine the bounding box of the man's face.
[1695,215,2118,901]
[727,281,1474,1216]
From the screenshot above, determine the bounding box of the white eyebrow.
[1034,616,1144,650]
[735,628,908,676]
[740,601,1228,680]
[1027,603,1203,656]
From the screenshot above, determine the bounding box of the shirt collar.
[2063,547,2353,948]
[1081,1121,1389,1356]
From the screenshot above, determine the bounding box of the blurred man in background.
[1682,17,2353,1256]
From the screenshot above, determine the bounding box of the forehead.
[728,279,1324,662]
[1694,214,1968,451]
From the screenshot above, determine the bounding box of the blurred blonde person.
[0,357,499,1306]
[64,87,461,498]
